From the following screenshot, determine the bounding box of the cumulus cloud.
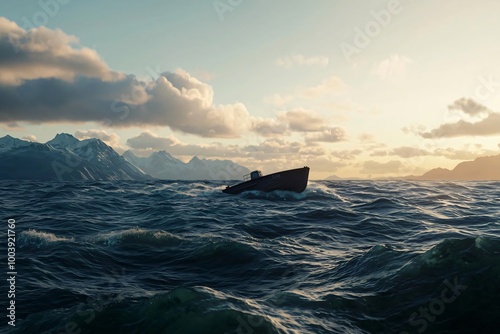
[371,54,412,80]
[74,129,122,148]
[251,109,332,136]
[275,54,329,68]
[251,117,288,137]
[419,98,500,138]
[281,109,326,132]
[0,17,121,85]
[305,127,347,143]
[420,112,500,138]
[0,17,251,138]
[448,98,490,116]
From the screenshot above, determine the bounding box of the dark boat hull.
[222,167,309,194]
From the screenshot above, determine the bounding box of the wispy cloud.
[300,75,346,99]
[370,145,498,160]
[305,127,347,143]
[371,54,412,80]
[275,54,329,68]
[264,75,346,106]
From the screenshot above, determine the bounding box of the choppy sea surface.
[1,180,499,334]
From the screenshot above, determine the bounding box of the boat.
[222,166,310,194]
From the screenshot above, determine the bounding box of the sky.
[1,0,500,179]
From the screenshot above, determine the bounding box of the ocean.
[1,180,499,334]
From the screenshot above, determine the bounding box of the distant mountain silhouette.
[325,175,341,180]
[413,154,500,180]
[123,150,250,180]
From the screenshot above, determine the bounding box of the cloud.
[370,145,497,160]
[243,138,302,156]
[402,124,427,135]
[331,149,362,160]
[251,117,288,137]
[433,147,498,160]
[126,132,333,161]
[251,109,331,135]
[300,75,346,99]
[391,146,431,158]
[305,127,347,143]
[263,75,347,108]
[126,131,242,158]
[0,17,251,138]
[448,98,490,116]
[368,146,419,158]
[358,133,376,142]
[371,54,412,80]
[74,129,122,148]
[305,157,347,172]
[420,98,500,138]
[361,160,406,175]
[22,135,37,142]
[275,54,329,68]
[126,131,178,150]
[420,112,500,138]
[0,17,121,85]
[281,109,326,132]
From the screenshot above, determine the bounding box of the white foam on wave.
[92,227,184,246]
[304,181,348,202]
[19,229,74,246]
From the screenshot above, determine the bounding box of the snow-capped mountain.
[0,134,148,181]
[0,135,32,152]
[123,150,250,180]
[46,133,80,149]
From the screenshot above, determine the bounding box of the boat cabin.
[244,170,262,181]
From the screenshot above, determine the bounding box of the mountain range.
[410,154,500,181]
[0,134,148,181]
[122,150,250,181]
[0,134,250,181]
[325,154,500,181]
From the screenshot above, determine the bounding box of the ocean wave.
[15,287,279,334]
[18,229,74,247]
[353,198,402,211]
[91,227,184,247]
